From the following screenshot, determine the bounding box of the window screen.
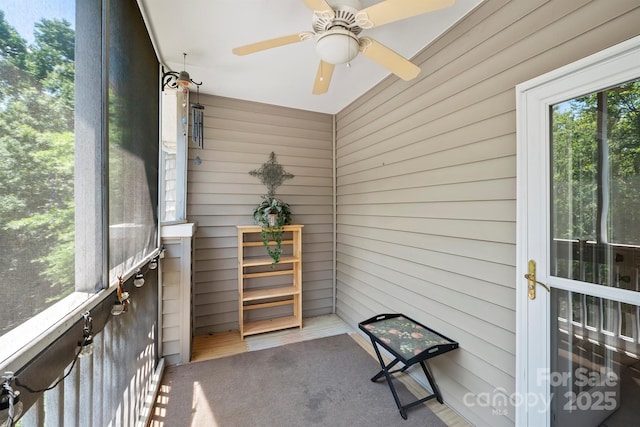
[0,1,76,337]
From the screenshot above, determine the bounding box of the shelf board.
[242,285,299,302]
[243,269,293,279]
[241,255,299,267]
[243,239,294,248]
[242,315,301,337]
[243,299,293,310]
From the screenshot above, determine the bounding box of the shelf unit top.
[237,224,304,232]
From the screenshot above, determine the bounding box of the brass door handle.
[526,260,550,300]
[524,273,550,292]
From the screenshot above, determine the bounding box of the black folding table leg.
[370,357,401,382]
[369,338,408,419]
[420,360,443,404]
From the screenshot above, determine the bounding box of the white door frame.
[515,35,640,427]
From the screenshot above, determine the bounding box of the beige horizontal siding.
[335,0,640,426]
[188,94,334,335]
[160,240,184,365]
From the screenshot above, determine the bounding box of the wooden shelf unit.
[237,225,303,338]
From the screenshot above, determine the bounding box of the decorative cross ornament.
[249,152,294,197]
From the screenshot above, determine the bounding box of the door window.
[549,80,640,426]
[550,80,640,288]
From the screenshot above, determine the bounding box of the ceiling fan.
[232,0,455,94]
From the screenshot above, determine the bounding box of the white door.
[516,36,640,427]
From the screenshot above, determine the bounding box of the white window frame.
[160,86,189,224]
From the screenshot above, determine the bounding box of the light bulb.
[133,271,145,288]
[111,301,124,316]
[315,29,359,64]
[149,258,158,270]
[176,70,191,87]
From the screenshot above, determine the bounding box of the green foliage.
[0,11,27,69]
[551,80,640,245]
[0,14,75,330]
[253,196,292,266]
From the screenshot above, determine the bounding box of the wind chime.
[161,52,205,164]
[191,85,205,165]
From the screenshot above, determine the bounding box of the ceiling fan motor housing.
[313,0,363,64]
[315,29,360,64]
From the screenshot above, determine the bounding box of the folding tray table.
[359,313,459,420]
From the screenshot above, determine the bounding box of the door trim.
[515,35,640,426]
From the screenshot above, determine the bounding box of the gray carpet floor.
[153,333,446,427]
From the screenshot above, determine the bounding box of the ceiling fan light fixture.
[315,28,359,65]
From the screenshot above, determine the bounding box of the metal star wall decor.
[249,152,294,197]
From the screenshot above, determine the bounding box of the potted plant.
[249,152,295,266]
[253,195,292,266]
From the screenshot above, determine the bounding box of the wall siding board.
[338,112,515,176]
[339,200,516,221]
[189,94,334,335]
[338,216,515,245]
[339,224,515,266]
[338,258,515,334]
[208,95,333,123]
[338,89,515,163]
[206,136,332,158]
[338,156,516,197]
[206,106,333,132]
[189,152,334,169]
[336,274,516,371]
[335,1,640,425]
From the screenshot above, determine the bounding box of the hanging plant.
[249,152,295,266]
[253,195,292,266]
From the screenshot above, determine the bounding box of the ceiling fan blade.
[355,0,455,29]
[301,0,335,18]
[359,38,420,81]
[312,61,334,95]
[232,32,313,56]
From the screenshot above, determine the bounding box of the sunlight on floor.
[149,385,171,426]
[191,380,219,426]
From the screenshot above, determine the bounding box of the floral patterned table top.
[360,315,456,361]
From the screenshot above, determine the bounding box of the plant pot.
[268,214,278,227]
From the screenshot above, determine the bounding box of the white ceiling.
[138,0,483,114]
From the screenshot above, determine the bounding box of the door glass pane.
[550,79,640,289]
[551,289,639,426]
[550,79,640,426]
